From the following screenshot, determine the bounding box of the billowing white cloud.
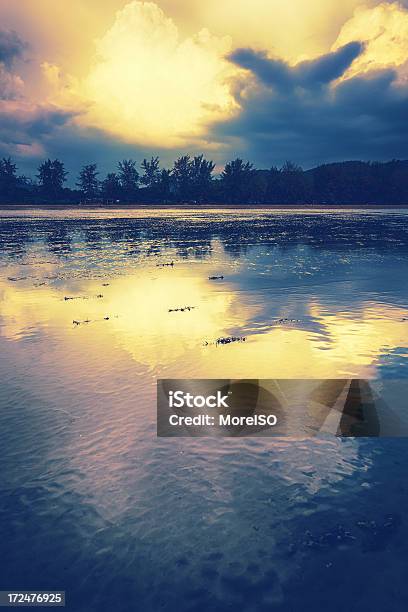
[44,1,240,147]
[196,0,367,62]
[333,2,408,80]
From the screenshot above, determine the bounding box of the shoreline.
[1,203,408,211]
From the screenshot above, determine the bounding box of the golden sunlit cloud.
[41,0,408,149]
[196,0,367,63]
[44,1,240,147]
[4,0,408,156]
[333,2,408,79]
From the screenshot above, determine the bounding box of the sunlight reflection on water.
[1,209,408,611]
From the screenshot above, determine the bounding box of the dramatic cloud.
[44,1,240,147]
[194,0,371,62]
[0,29,26,101]
[1,0,408,175]
[229,42,363,91]
[0,29,75,161]
[0,29,26,68]
[0,30,73,158]
[333,2,408,78]
[216,35,408,166]
[0,68,24,101]
[0,101,76,159]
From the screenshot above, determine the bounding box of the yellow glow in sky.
[43,1,240,147]
[333,2,408,79]
[84,3,238,146]
[5,0,408,148]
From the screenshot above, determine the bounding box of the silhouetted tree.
[2,151,408,205]
[140,157,160,188]
[118,159,139,201]
[250,171,268,203]
[77,164,99,200]
[158,168,172,201]
[264,166,280,203]
[172,155,192,200]
[37,159,67,199]
[0,157,18,199]
[101,172,121,201]
[140,156,162,200]
[190,155,215,202]
[389,161,408,204]
[279,161,309,203]
[220,158,254,203]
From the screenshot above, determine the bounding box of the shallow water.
[1,208,408,611]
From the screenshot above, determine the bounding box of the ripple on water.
[1,210,408,610]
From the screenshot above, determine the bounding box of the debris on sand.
[22,260,58,266]
[273,318,301,324]
[209,275,224,280]
[8,276,27,281]
[216,336,246,345]
[64,294,104,301]
[33,282,46,287]
[203,336,247,346]
[157,261,174,267]
[102,283,110,286]
[64,296,88,301]
[72,315,115,326]
[168,306,196,313]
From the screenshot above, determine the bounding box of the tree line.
[1,155,408,205]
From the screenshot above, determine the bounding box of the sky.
[1,0,408,180]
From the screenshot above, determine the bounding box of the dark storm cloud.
[294,42,364,86]
[0,29,26,68]
[229,42,363,90]
[0,103,76,157]
[214,42,408,167]
[0,27,77,161]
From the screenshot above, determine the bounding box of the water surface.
[1,209,408,611]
